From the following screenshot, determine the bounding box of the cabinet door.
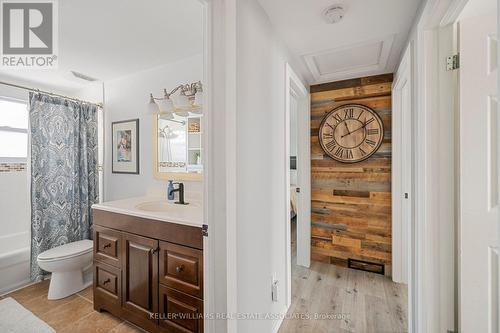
[159,241,203,299]
[159,285,203,333]
[122,232,159,327]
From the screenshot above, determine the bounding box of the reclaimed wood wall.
[310,74,393,275]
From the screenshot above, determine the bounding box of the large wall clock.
[318,104,384,163]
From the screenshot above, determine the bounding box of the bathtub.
[0,231,31,295]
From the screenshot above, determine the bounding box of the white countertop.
[92,196,203,228]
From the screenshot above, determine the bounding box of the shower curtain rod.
[0,80,103,108]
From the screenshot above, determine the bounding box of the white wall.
[102,54,203,201]
[234,1,305,332]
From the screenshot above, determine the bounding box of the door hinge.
[202,224,208,237]
[446,54,460,71]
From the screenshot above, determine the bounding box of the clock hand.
[343,122,351,135]
[341,121,367,138]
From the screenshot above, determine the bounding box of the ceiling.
[257,0,422,84]
[0,0,203,92]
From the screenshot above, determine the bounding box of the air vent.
[70,71,98,82]
[348,258,385,275]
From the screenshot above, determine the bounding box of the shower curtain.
[29,92,99,281]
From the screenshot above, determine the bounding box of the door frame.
[392,43,413,286]
[410,0,466,332]
[197,1,217,333]
[200,0,240,332]
[284,63,310,308]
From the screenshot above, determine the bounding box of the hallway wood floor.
[278,221,407,333]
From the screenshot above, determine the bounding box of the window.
[0,98,28,161]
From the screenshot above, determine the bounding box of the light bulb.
[176,93,190,108]
[159,97,174,113]
[194,90,203,106]
[147,94,160,115]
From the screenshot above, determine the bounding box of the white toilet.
[37,239,93,300]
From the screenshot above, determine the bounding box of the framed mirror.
[153,113,203,181]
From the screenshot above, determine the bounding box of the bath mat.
[0,297,55,333]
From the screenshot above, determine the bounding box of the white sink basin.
[135,200,199,212]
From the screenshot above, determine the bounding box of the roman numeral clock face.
[319,104,384,163]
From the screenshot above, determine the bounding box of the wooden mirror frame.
[152,115,203,181]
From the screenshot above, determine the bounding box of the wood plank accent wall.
[310,74,393,276]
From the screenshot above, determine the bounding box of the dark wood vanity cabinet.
[122,233,159,328]
[93,210,204,333]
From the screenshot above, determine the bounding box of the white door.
[460,4,499,332]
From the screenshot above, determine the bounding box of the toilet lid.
[38,239,93,261]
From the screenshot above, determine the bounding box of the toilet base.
[47,269,92,300]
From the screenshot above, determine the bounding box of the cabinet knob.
[103,243,111,249]
[103,278,110,285]
[150,247,159,255]
[176,265,184,273]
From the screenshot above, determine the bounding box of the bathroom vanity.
[91,197,205,333]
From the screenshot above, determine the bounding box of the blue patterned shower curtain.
[29,92,99,281]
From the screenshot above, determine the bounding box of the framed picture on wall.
[112,119,139,174]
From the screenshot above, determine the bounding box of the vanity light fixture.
[192,84,203,114]
[176,90,190,108]
[147,81,203,117]
[159,90,174,113]
[147,93,160,114]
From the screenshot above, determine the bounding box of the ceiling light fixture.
[323,5,345,24]
[147,81,203,117]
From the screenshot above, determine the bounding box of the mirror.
[153,113,203,181]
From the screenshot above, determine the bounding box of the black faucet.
[169,182,188,205]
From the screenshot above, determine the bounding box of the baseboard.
[271,305,290,333]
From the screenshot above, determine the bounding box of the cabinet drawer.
[159,242,203,299]
[159,285,203,333]
[94,262,121,308]
[94,225,121,267]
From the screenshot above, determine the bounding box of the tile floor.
[1,281,146,333]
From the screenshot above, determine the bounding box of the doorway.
[281,71,409,333]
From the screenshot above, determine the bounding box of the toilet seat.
[37,239,93,262]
